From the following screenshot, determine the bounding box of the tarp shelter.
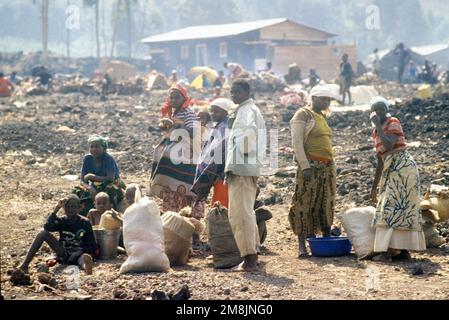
[365,46,426,81]
[327,84,379,105]
[411,44,449,70]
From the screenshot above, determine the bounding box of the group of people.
[289,86,425,261]
[17,77,426,276]
[0,66,53,98]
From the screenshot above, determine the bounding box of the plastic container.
[94,228,121,259]
[418,84,433,100]
[306,236,352,257]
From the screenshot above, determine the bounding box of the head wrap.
[309,85,334,98]
[88,134,108,150]
[210,98,236,113]
[370,96,392,117]
[161,83,191,117]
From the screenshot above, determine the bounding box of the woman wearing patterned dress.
[369,96,426,262]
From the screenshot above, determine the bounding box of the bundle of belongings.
[279,86,308,122]
[205,198,272,269]
[248,73,285,92]
[420,188,449,248]
[161,208,205,266]
[338,206,376,259]
[120,197,170,273]
[338,189,449,260]
[205,203,242,269]
[280,88,308,109]
[147,71,168,91]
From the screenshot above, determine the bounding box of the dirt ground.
[1,85,448,300]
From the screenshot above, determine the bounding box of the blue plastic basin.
[306,236,352,257]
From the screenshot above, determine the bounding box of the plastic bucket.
[94,228,121,259]
[306,236,352,257]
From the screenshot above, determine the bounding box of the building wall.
[272,44,357,81]
[147,31,262,74]
[260,21,331,43]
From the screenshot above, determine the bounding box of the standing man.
[340,54,353,105]
[373,49,380,76]
[225,79,266,272]
[394,43,411,84]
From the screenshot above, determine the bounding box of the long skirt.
[373,150,426,252]
[150,138,203,216]
[288,161,336,237]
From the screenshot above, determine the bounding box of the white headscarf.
[309,85,334,99]
[370,96,392,117]
[210,98,236,113]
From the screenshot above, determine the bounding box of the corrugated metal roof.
[141,18,336,44]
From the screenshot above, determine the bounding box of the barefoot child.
[126,183,142,204]
[87,192,114,226]
[88,192,125,254]
[19,195,96,275]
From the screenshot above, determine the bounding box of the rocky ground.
[1,84,448,300]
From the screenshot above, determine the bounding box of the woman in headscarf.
[369,96,425,262]
[288,85,337,258]
[191,98,235,212]
[161,83,197,131]
[73,134,125,216]
[150,84,201,214]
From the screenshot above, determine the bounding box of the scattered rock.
[170,285,191,301]
[411,265,424,276]
[223,288,231,295]
[150,290,170,300]
[37,272,57,288]
[10,269,32,286]
[358,145,372,151]
[331,226,342,237]
[113,288,128,299]
[240,286,249,292]
[18,213,27,221]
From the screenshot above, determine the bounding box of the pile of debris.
[0,51,151,78]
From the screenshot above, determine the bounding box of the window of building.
[219,42,228,58]
[181,45,189,60]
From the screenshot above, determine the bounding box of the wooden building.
[141,18,356,81]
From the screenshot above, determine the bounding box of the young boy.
[125,184,141,207]
[19,195,96,275]
[87,192,112,226]
[88,192,125,254]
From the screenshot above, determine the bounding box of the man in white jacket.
[225,79,266,272]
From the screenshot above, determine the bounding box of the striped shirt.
[372,117,407,157]
[173,107,198,130]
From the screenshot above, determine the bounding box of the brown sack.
[205,204,243,269]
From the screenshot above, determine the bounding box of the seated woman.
[74,134,125,216]
[150,84,201,215]
[369,96,426,262]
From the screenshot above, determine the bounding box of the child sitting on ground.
[88,192,125,254]
[18,195,96,275]
[87,192,118,226]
